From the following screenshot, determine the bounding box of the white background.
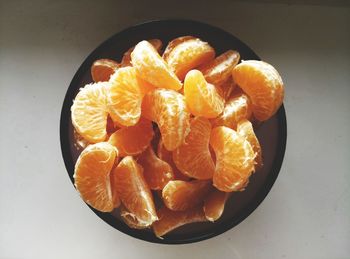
[0,1,349,258]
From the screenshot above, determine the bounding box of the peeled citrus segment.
[120,205,148,229]
[121,39,163,67]
[203,189,229,221]
[184,70,224,118]
[142,89,190,151]
[108,118,154,156]
[91,59,119,82]
[107,66,154,127]
[237,119,263,170]
[153,206,207,237]
[163,36,215,80]
[232,60,284,121]
[74,142,118,212]
[162,180,212,211]
[173,117,215,180]
[199,50,240,86]
[211,93,252,129]
[71,82,109,143]
[138,146,174,190]
[162,36,195,58]
[111,156,158,227]
[131,40,182,90]
[217,79,237,101]
[210,126,255,192]
[157,139,190,181]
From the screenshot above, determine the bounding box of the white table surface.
[1,1,349,258]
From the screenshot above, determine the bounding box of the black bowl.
[60,19,287,244]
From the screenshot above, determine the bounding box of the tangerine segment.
[157,139,190,181]
[121,39,163,67]
[111,156,158,227]
[203,189,229,222]
[199,50,240,86]
[138,146,174,190]
[210,126,255,192]
[211,93,252,129]
[153,207,207,237]
[120,205,148,229]
[162,36,195,59]
[173,117,215,180]
[237,119,263,170]
[131,41,182,90]
[184,70,224,118]
[217,79,237,101]
[232,60,284,121]
[162,180,212,211]
[142,89,190,151]
[107,66,154,127]
[91,59,119,82]
[108,118,154,157]
[163,37,215,80]
[71,82,109,143]
[74,142,118,212]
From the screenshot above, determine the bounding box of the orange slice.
[120,205,148,229]
[91,59,119,82]
[210,126,255,192]
[131,41,182,90]
[162,180,212,211]
[107,66,154,126]
[232,60,284,121]
[108,118,154,156]
[153,207,207,238]
[203,189,229,221]
[184,70,224,118]
[173,117,215,179]
[121,39,163,67]
[211,93,252,129]
[217,79,237,101]
[138,146,174,190]
[74,142,118,212]
[199,50,240,86]
[111,156,157,227]
[237,119,263,170]
[157,139,191,181]
[71,82,109,143]
[163,36,215,80]
[142,89,190,151]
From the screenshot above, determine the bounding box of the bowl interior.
[60,20,287,244]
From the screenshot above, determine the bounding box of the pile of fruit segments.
[71,36,284,237]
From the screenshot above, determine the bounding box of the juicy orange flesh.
[162,180,212,211]
[173,117,215,179]
[232,60,284,121]
[121,39,163,67]
[74,142,118,212]
[164,37,215,80]
[91,59,119,82]
[157,139,191,181]
[153,206,207,237]
[211,93,252,129]
[237,119,263,170]
[111,156,157,226]
[138,146,174,190]
[203,189,229,221]
[210,126,255,192]
[142,89,190,151]
[199,50,240,86]
[184,70,224,118]
[108,118,154,156]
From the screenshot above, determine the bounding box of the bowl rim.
[60,19,287,244]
